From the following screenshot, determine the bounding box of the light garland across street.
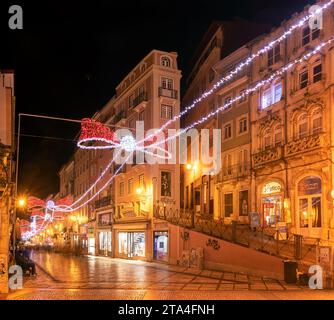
[141,0,334,144]
[59,35,334,217]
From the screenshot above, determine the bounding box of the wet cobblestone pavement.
[2,251,334,300]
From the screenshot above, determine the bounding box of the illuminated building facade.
[112,50,181,261]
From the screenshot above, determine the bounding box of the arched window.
[263,128,272,150]
[311,108,322,135]
[274,126,282,146]
[140,63,147,73]
[161,56,171,67]
[297,113,308,139]
[130,73,135,83]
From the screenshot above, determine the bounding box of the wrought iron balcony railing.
[130,92,147,109]
[113,110,126,125]
[216,163,251,183]
[94,196,112,210]
[158,87,178,99]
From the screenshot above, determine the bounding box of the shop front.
[97,212,112,256]
[296,176,322,239]
[118,231,146,259]
[261,181,284,227]
[88,226,95,255]
[98,231,112,256]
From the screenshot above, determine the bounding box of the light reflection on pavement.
[3,251,334,300]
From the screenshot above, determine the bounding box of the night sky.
[0,0,311,199]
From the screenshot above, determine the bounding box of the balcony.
[253,146,283,168]
[216,163,251,183]
[158,87,178,99]
[130,92,148,111]
[94,196,112,210]
[114,164,126,175]
[285,133,326,158]
[113,110,126,126]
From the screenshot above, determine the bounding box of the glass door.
[298,196,322,230]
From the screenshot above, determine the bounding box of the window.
[239,89,247,103]
[224,193,233,218]
[224,96,232,109]
[268,45,280,66]
[139,174,145,189]
[297,114,308,139]
[313,63,322,83]
[161,77,173,90]
[302,27,310,46]
[262,88,272,109]
[201,78,206,94]
[223,154,232,176]
[238,150,248,173]
[140,63,147,73]
[224,123,232,140]
[302,26,320,46]
[239,117,247,134]
[264,129,271,149]
[299,69,308,89]
[274,126,282,146]
[209,69,215,83]
[161,171,171,197]
[139,110,145,121]
[119,182,124,197]
[312,110,322,135]
[129,118,135,129]
[160,104,173,119]
[128,179,133,194]
[161,56,171,67]
[261,81,282,109]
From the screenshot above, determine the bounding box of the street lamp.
[17,197,27,208]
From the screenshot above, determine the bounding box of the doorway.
[153,231,168,262]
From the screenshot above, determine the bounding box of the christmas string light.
[150,36,334,148]
[58,3,334,214]
[78,118,172,159]
[141,0,334,144]
[67,36,334,218]
[49,151,133,213]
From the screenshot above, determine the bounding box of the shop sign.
[262,182,281,195]
[298,176,322,196]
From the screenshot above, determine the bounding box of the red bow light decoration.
[77,118,172,160]
[79,118,117,144]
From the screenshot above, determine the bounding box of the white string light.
[28,3,334,226]
[151,36,334,147]
[141,0,334,144]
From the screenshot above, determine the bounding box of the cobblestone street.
[1,251,334,300]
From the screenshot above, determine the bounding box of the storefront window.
[99,231,112,255]
[262,182,283,227]
[132,232,145,257]
[118,232,128,255]
[118,232,145,258]
[88,238,95,255]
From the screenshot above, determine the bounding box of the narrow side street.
[2,251,334,300]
